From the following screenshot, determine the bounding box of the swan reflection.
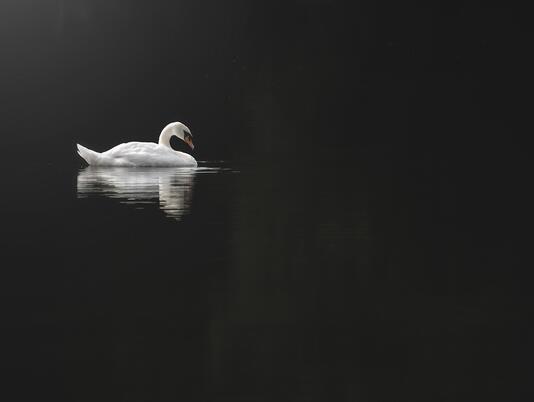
[77,167,195,220]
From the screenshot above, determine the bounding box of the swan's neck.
[159,123,185,148]
[158,130,174,148]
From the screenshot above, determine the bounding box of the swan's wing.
[103,142,189,166]
[104,142,159,157]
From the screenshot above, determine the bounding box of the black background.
[0,1,532,401]
[1,1,530,162]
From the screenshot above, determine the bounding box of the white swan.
[76,122,197,167]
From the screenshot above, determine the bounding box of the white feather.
[76,122,197,167]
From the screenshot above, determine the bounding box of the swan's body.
[77,122,197,167]
[77,142,196,167]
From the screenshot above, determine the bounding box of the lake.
[0,0,530,399]
[1,146,528,401]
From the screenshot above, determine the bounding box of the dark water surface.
[0,1,531,400]
[1,146,529,402]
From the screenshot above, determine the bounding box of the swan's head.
[160,122,194,150]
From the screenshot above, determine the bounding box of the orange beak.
[185,136,194,150]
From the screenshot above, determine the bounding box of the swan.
[76,122,197,167]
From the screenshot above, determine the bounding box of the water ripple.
[77,164,236,220]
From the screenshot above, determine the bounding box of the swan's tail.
[77,144,100,165]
